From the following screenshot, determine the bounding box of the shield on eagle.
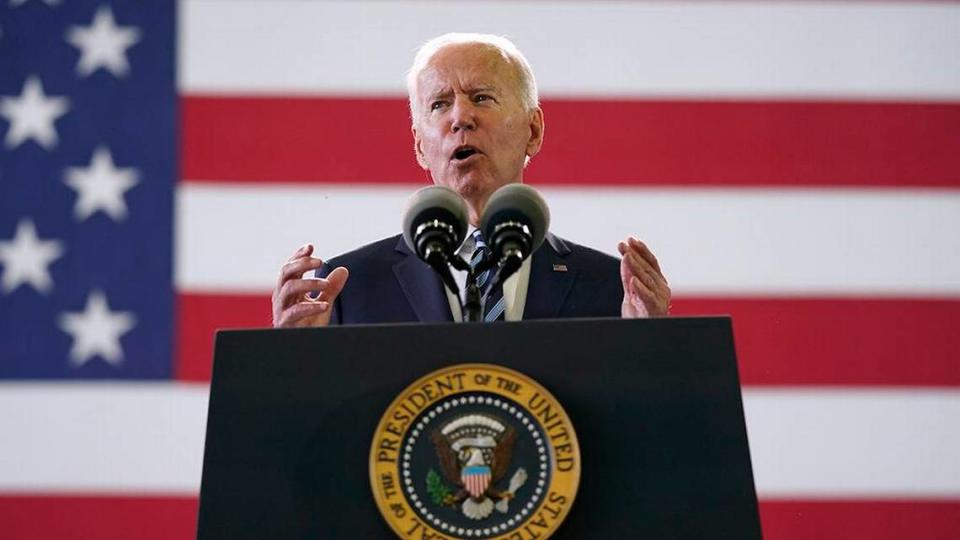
[462,465,492,498]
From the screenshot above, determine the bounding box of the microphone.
[480,183,550,283]
[402,185,469,293]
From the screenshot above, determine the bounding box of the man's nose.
[450,98,476,132]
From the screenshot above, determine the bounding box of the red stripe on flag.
[175,291,269,381]
[760,500,960,540]
[1,496,957,539]
[671,297,960,386]
[176,292,960,386]
[181,96,960,187]
[0,495,198,540]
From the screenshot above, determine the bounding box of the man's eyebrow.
[425,88,452,102]
[423,85,500,103]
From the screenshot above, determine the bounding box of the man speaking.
[271,33,671,327]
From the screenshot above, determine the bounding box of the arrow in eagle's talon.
[496,468,529,513]
[508,468,528,492]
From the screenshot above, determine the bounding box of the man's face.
[412,44,544,221]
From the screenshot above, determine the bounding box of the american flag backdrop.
[1,0,959,538]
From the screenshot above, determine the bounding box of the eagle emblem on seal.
[427,414,528,520]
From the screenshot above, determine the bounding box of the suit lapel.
[523,233,576,320]
[392,237,454,323]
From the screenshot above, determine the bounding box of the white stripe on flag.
[175,184,960,296]
[2,385,959,496]
[745,388,960,498]
[0,383,208,493]
[180,0,960,99]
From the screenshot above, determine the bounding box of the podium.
[197,317,761,539]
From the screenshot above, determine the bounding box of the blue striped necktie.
[469,230,506,322]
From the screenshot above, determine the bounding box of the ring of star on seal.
[370,363,581,539]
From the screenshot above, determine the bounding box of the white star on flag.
[0,218,64,294]
[58,290,137,367]
[0,75,70,150]
[64,146,140,221]
[65,5,141,78]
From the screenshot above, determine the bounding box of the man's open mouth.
[452,146,480,161]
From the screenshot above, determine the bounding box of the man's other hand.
[618,237,670,318]
[272,244,349,327]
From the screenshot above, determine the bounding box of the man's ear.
[525,107,545,159]
[412,125,429,170]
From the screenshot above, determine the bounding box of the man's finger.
[623,250,654,280]
[277,301,330,327]
[286,243,313,263]
[631,276,670,316]
[279,278,334,305]
[317,266,349,302]
[628,237,665,278]
[624,250,669,292]
[278,256,325,287]
[618,253,636,293]
[618,240,657,276]
[630,276,662,308]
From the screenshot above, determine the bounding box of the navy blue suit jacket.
[319,233,622,324]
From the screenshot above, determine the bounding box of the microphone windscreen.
[401,185,469,255]
[480,183,550,253]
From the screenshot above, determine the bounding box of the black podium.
[197,317,761,539]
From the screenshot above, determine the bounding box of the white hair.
[406,33,539,124]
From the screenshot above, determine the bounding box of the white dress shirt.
[443,226,531,322]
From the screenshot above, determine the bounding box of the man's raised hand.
[618,237,671,318]
[271,244,349,328]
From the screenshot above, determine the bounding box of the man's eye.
[430,101,446,111]
[474,94,492,103]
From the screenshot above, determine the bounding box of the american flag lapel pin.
[552,264,568,272]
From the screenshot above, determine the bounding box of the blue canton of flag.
[0,1,175,379]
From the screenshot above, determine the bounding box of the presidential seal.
[370,364,580,540]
